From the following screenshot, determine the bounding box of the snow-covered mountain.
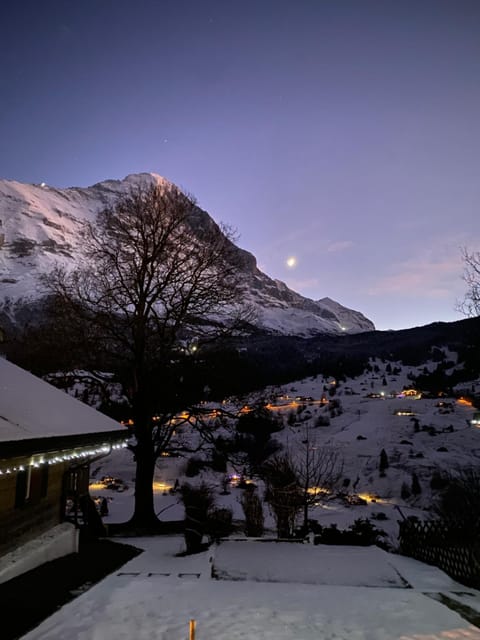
[0,173,374,336]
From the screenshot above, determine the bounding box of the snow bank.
[0,523,79,584]
[212,540,405,587]
[21,536,480,640]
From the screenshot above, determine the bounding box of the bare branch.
[456,247,480,317]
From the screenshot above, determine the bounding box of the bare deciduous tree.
[292,426,343,532]
[261,454,303,538]
[261,429,343,538]
[43,182,249,529]
[240,484,264,537]
[180,483,216,553]
[457,247,480,317]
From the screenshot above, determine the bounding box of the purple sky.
[1,0,479,330]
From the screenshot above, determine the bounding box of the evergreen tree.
[401,482,411,500]
[379,449,389,474]
[411,472,421,495]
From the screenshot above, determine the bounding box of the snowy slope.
[88,355,480,547]
[0,173,374,336]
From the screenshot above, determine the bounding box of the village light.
[470,412,480,426]
[153,481,173,493]
[307,486,330,496]
[357,493,382,504]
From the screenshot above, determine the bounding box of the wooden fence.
[398,518,480,588]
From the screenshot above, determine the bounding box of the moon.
[286,256,297,268]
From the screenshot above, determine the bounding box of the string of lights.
[0,440,128,477]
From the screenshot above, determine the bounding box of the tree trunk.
[303,495,309,534]
[129,419,159,530]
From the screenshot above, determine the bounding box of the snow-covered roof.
[0,357,124,443]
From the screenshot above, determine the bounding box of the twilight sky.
[1,0,479,330]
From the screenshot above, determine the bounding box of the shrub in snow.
[411,473,422,496]
[314,518,385,546]
[185,457,206,477]
[434,468,480,527]
[314,523,340,545]
[348,518,386,545]
[430,471,449,491]
[315,415,330,427]
[379,449,389,475]
[261,455,303,538]
[208,507,233,542]
[401,482,411,500]
[180,483,216,554]
[240,485,264,537]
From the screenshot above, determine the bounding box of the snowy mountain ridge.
[0,173,374,336]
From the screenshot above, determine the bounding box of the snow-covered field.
[21,537,480,640]
[91,358,479,546]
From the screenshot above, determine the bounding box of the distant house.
[398,389,422,399]
[471,412,480,427]
[0,357,127,581]
[394,409,416,417]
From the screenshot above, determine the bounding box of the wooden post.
[189,619,196,640]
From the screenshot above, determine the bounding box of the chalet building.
[0,357,127,581]
[399,389,422,399]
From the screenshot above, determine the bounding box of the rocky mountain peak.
[0,173,374,336]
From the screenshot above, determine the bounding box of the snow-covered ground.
[21,537,480,640]
[90,357,479,547]
[10,358,480,638]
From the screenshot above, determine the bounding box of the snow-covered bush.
[180,483,216,553]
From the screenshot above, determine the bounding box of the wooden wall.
[0,461,67,556]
